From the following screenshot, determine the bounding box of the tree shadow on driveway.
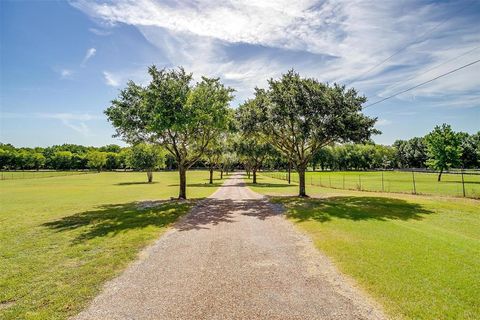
[174,197,282,231]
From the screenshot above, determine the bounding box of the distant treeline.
[1,130,479,171]
[307,131,479,171]
[0,144,176,171]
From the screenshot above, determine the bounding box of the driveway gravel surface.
[75,173,386,320]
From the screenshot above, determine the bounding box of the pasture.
[263,170,480,198]
[0,171,91,180]
[248,174,480,320]
[0,171,221,319]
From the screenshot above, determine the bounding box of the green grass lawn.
[248,174,480,320]
[0,170,221,319]
[0,171,92,180]
[263,170,480,198]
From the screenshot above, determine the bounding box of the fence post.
[461,167,466,197]
[381,171,384,192]
[412,170,417,195]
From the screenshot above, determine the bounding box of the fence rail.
[0,171,91,180]
[261,170,480,199]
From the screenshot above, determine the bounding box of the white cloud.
[2,112,103,136]
[38,113,102,136]
[37,113,103,121]
[103,71,120,86]
[376,119,392,126]
[71,0,480,107]
[60,69,73,79]
[82,47,97,66]
[89,27,111,36]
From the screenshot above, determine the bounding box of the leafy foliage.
[425,124,462,181]
[105,66,234,198]
[238,70,378,196]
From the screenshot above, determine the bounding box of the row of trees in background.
[0,143,167,181]
[2,67,479,197]
[306,128,479,173]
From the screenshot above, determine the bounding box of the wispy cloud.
[81,47,97,66]
[60,68,73,79]
[102,71,121,86]
[89,27,111,36]
[2,112,103,136]
[376,119,392,126]
[71,0,480,107]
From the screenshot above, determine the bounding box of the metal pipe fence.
[261,170,480,199]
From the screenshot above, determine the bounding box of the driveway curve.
[75,173,386,320]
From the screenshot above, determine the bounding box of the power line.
[386,44,480,92]
[364,58,480,108]
[346,1,475,86]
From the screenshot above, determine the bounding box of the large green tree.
[127,143,165,183]
[203,141,223,184]
[234,137,274,184]
[238,70,378,197]
[87,151,107,172]
[425,124,462,181]
[105,66,234,199]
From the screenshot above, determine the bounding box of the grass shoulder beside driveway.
[0,171,221,320]
[247,174,480,320]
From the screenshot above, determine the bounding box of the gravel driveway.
[75,173,386,320]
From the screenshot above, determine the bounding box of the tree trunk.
[178,165,187,199]
[298,167,307,197]
[147,170,153,183]
[246,169,250,179]
[220,170,223,179]
[438,169,443,182]
[288,163,291,184]
[253,168,257,184]
[209,167,213,184]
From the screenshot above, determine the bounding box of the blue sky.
[1,0,479,147]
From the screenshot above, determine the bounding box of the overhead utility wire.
[364,58,480,108]
[386,44,480,92]
[345,1,475,86]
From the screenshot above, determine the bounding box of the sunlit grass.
[263,170,480,198]
[0,171,221,319]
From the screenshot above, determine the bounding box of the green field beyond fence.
[0,171,91,180]
[262,170,480,199]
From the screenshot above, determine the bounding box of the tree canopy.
[127,143,166,182]
[425,124,462,181]
[105,66,234,199]
[237,70,378,196]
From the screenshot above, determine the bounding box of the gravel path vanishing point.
[75,173,386,320]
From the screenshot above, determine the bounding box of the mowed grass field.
[248,174,480,320]
[0,171,92,180]
[263,170,480,198]
[0,171,221,319]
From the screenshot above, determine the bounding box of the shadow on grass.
[167,181,224,188]
[244,182,295,188]
[273,196,433,223]
[42,200,195,243]
[116,181,160,186]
